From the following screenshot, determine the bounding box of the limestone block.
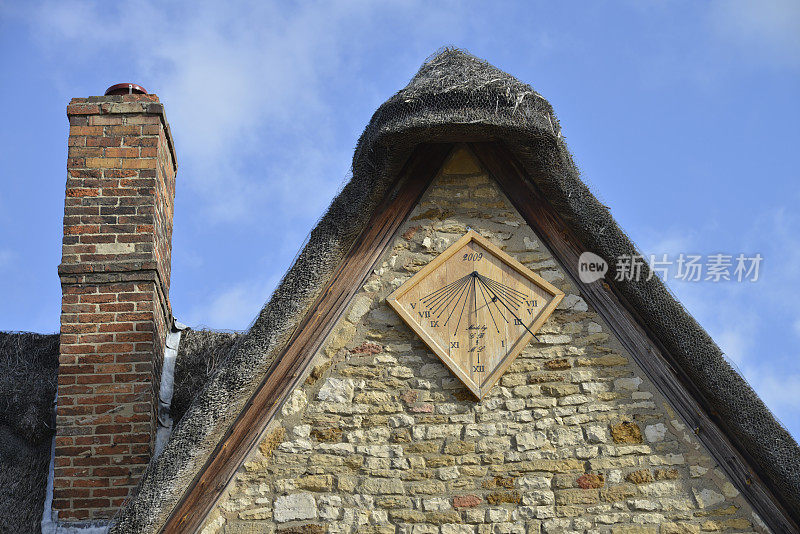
[317,378,355,403]
[692,488,725,508]
[515,431,548,451]
[644,423,667,443]
[272,493,317,522]
[613,377,643,391]
[281,389,307,417]
[347,294,374,324]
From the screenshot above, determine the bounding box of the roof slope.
[112,48,800,532]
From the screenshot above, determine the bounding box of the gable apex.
[440,144,483,175]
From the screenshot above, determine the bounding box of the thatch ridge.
[111,47,800,532]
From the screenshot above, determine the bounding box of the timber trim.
[470,141,799,533]
[160,143,453,533]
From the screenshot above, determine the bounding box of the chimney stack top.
[104,82,148,96]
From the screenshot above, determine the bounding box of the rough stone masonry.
[201,148,766,534]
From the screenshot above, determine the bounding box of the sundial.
[388,230,564,399]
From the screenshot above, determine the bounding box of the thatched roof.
[170,329,242,424]
[111,48,800,532]
[0,329,240,533]
[0,332,59,534]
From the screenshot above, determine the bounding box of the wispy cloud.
[182,272,282,331]
[0,249,14,270]
[25,0,466,225]
[640,204,800,434]
[29,1,348,223]
[709,0,800,67]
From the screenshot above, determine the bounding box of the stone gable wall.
[201,149,767,534]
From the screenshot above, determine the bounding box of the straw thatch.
[0,332,59,534]
[103,48,799,532]
[171,329,242,424]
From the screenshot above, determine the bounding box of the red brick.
[453,495,482,508]
[123,136,157,147]
[76,395,115,405]
[58,405,93,416]
[69,147,103,158]
[92,466,130,477]
[64,224,100,235]
[78,333,114,343]
[70,125,104,136]
[86,136,122,147]
[59,364,94,375]
[98,322,135,333]
[96,342,133,353]
[80,293,116,303]
[113,433,150,444]
[94,384,131,394]
[59,385,92,395]
[66,187,100,198]
[76,374,112,385]
[54,488,91,499]
[67,103,101,115]
[73,498,110,509]
[92,487,129,498]
[105,147,139,158]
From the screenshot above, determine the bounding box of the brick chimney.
[54,88,177,522]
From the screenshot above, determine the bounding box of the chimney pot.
[104,82,148,96]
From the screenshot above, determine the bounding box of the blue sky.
[1,1,798,437]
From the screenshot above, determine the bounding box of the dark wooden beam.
[161,143,454,533]
[470,141,798,533]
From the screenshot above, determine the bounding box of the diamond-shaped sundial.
[388,230,564,399]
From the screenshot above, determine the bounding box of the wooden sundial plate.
[388,230,565,399]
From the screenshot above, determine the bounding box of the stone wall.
[202,148,767,534]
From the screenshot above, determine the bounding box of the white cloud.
[26,0,464,224]
[29,1,344,222]
[709,0,800,67]
[0,249,14,269]
[639,204,800,432]
[182,273,282,331]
